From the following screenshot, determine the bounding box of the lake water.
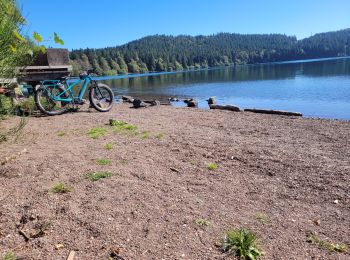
[101,57,350,120]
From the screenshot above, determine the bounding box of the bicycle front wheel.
[89,83,114,112]
[34,85,69,116]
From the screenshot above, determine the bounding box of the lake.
[101,57,350,120]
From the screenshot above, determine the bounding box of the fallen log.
[244,108,302,117]
[209,104,241,112]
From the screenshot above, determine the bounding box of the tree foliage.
[0,0,33,78]
[70,29,350,76]
[0,0,64,79]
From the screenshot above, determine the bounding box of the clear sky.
[18,0,350,50]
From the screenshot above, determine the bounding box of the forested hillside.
[70,29,350,75]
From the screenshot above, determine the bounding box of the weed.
[155,132,164,139]
[221,228,262,260]
[190,160,198,166]
[120,159,128,164]
[195,218,211,226]
[51,183,71,193]
[88,127,108,139]
[96,158,111,165]
[87,171,113,181]
[256,212,271,224]
[307,233,347,253]
[104,143,113,150]
[207,162,218,171]
[111,120,137,130]
[112,120,138,136]
[57,131,65,137]
[141,131,150,139]
[2,250,16,260]
[0,117,27,144]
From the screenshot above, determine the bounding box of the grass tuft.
[88,127,108,139]
[87,171,113,181]
[155,132,164,139]
[221,228,262,260]
[57,131,65,137]
[2,250,16,260]
[96,158,111,165]
[256,212,271,224]
[104,143,113,150]
[195,218,211,227]
[207,162,218,171]
[141,131,150,139]
[52,183,71,193]
[307,233,347,253]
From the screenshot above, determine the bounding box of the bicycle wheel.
[34,85,69,115]
[88,83,114,112]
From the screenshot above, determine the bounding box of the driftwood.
[209,104,241,111]
[244,108,302,117]
[122,95,134,103]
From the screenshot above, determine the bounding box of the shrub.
[221,228,262,260]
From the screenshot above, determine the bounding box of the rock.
[55,243,64,250]
[133,99,147,108]
[333,199,339,204]
[186,99,198,108]
[207,96,216,105]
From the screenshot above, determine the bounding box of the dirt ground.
[0,104,349,260]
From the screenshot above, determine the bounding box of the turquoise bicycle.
[34,70,114,115]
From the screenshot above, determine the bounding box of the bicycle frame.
[40,76,93,102]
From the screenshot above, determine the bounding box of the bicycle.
[34,70,114,115]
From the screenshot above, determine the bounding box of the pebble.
[334,199,339,204]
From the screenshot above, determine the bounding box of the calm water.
[102,57,350,120]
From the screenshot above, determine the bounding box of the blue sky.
[18,0,350,50]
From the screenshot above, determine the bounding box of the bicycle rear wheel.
[34,85,70,115]
[89,83,114,112]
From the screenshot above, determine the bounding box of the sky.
[18,0,350,50]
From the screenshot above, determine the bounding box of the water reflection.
[102,57,350,120]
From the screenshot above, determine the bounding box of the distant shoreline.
[93,56,350,81]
